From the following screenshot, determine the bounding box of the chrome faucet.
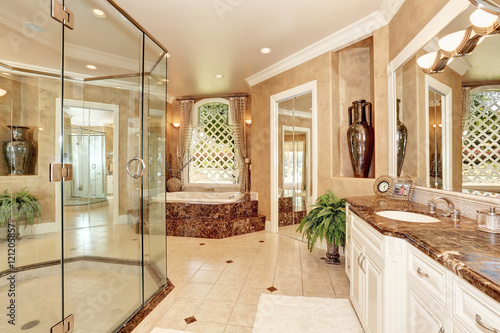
[427,196,461,222]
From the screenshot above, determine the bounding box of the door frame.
[270,81,317,234]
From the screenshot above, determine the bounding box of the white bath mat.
[253,294,363,333]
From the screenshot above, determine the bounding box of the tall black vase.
[347,100,374,178]
[396,99,408,177]
[2,125,34,175]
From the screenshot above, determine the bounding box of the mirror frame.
[270,81,318,234]
[387,0,470,178]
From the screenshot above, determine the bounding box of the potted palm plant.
[0,187,41,240]
[297,190,346,265]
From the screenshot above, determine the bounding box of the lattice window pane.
[462,91,500,189]
[188,102,239,184]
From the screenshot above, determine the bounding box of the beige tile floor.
[156,231,350,333]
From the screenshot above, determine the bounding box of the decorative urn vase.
[396,99,408,177]
[167,177,182,192]
[347,100,374,178]
[2,126,34,175]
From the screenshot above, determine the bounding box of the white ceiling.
[114,0,400,98]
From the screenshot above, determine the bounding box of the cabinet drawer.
[452,276,500,332]
[407,246,448,310]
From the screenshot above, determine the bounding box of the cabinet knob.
[476,314,500,333]
[417,267,429,278]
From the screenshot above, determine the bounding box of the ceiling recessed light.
[92,9,107,18]
[86,65,97,70]
[215,74,224,79]
[0,88,7,97]
[24,22,45,33]
[260,47,272,54]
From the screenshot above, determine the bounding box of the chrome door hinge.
[51,0,74,30]
[49,163,73,182]
[50,314,74,333]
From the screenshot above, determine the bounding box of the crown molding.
[423,37,472,76]
[245,0,406,87]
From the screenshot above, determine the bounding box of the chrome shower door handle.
[126,157,146,179]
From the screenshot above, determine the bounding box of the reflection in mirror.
[428,89,444,189]
[394,4,500,198]
[277,92,312,240]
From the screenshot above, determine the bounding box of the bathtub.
[166,191,244,203]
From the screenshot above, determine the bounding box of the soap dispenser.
[476,207,500,234]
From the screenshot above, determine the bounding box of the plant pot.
[326,241,340,265]
[1,218,22,241]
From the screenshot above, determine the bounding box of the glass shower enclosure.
[0,0,167,332]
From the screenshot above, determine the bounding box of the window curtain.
[462,86,471,128]
[229,96,247,192]
[178,99,194,181]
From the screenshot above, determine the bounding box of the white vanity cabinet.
[350,211,385,333]
[347,207,500,333]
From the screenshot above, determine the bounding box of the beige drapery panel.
[178,99,194,180]
[229,96,247,192]
[462,86,471,128]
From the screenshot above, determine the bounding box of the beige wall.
[251,39,379,219]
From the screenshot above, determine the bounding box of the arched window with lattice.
[462,90,500,192]
[188,101,239,184]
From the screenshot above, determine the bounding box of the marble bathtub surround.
[278,197,307,228]
[166,200,265,238]
[346,195,500,302]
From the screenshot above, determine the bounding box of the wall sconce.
[0,88,7,97]
[417,50,450,74]
[172,122,180,128]
[245,119,252,125]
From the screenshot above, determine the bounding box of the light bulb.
[438,30,466,52]
[470,9,498,28]
[417,52,438,69]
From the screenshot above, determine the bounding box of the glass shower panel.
[0,0,64,331]
[62,0,144,331]
[143,37,167,303]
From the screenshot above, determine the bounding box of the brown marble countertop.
[345,195,500,303]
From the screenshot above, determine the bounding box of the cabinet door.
[407,283,449,333]
[351,237,364,318]
[364,254,384,333]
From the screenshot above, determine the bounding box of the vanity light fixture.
[0,88,7,97]
[260,47,272,54]
[215,74,224,79]
[86,64,97,70]
[470,8,500,34]
[245,119,252,125]
[416,51,449,74]
[172,122,180,128]
[438,26,482,57]
[92,9,107,18]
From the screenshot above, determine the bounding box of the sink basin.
[375,211,440,223]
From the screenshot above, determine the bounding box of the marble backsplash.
[413,186,500,220]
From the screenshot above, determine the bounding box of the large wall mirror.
[270,81,317,236]
[390,0,500,198]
